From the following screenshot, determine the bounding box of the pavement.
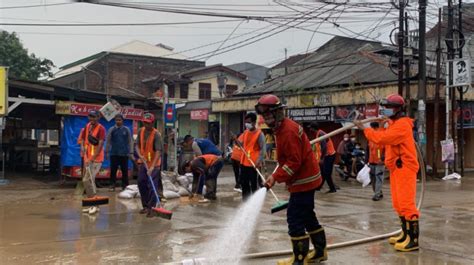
[0,166,473,265]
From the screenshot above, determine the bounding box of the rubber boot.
[388,216,407,245]
[307,228,328,263]
[277,235,311,265]
[394,219,419,252]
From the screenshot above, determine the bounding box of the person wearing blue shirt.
[105,114,134,191]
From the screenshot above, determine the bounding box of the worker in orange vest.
[230,133,244,192]
[183,154,224,203]
[366,122,386,201]
[80,110,106,215]
[135,113,165,217]
[259,95,327,264]
[237,112,266,200]
[354,94,420,252]
[303,122,339,193]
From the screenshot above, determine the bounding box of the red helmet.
[255,94,284,114]
[380,94,405,108]
[142,112,155,123]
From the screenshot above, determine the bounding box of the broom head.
[82,195,109,207]
[271,200,289,214]
[152,207,173,220]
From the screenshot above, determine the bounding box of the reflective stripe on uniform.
[282,164,294,176]
[292,172,321,185]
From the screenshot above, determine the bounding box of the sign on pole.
[164,103,176,128]
[452,58,471,86]
[0,67,8,116]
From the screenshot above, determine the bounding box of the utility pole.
[404,12,411,116]
[433,8,442,178]
[417,0,427,158]
[398,0,405,96]
[284,48,288,75]
[458,0,465,177]
[447,0,455,173]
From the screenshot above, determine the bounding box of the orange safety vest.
[84,123,104,163]
[368,140,385,164]
[138,127,162,168]
[240,129,262,167]
[200,154,219,169]
[231,135,244,161]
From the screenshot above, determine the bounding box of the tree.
[0,31,55,80]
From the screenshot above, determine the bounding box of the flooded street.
[1,167,473,264]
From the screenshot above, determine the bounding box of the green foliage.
[0,31,55,80]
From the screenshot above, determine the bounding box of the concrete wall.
[187,72,246,101]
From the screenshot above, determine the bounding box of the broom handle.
[234,140,280,202]
[142,160,162,208]
[309,117,383,145]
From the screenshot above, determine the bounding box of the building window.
[199,83,211,99]
[180,84,189,99]
[225,84,238,96]
[168,84,175,98]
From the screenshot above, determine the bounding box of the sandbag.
[178,186,190,196]
[177,175,189,187]
[118,190,135,199]
[161,171,178,183]
[163,190,180,199]
[163,180,179,192]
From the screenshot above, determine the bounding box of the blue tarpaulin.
[61,116,133,168]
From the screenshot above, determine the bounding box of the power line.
[0,3,73,9]
[0,19,242,27]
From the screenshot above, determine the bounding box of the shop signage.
[313,94,332,107]
[335,104,379,122]
[288,107,334,122]
[55,101,144,120]
[457,101,474,129]
[190,109,209,120]
[0,67,8,116]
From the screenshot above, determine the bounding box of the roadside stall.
[56,101,144,180]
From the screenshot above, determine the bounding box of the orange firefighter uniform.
[364,117,419,220]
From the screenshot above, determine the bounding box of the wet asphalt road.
[1,167,473,264]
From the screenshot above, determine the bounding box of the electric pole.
[458,0,465,177]
[398,0,405,96]
[447,0,455,173]
[417,0,427,158]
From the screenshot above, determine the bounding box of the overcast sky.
[1,0,448,72]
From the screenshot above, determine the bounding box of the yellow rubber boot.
[277,235,311,265]
[394,219,419,252]
[307,228,328,263]
[388,216,407,245]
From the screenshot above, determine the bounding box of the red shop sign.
[190,109,209,120]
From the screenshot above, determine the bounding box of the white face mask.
[245,123,253,130]
[344,138,349,141]
[351,138,356,142]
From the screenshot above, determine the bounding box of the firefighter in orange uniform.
[135,113,165,217]
[354,94,420,252]
[258,94,327,265]
[230,133,244,192]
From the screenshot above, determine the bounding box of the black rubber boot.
[388,216,407,245]
[394,219,419,252]
[307,228,328,263]
[277,235,311,265]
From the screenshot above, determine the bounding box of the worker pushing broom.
[80,110,109,215]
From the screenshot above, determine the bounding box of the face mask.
[344,138,349,141]
[380,108,395,117]
[245,123,253,130]
[351,138,356,142]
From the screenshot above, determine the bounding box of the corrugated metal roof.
[240,36,398,95]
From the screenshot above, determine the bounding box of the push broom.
[233,139,288,214]
[82,166,109,207]
[142,162,173,220]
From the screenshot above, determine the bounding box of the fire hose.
[175,118,426,264]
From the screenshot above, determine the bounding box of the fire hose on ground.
[175,118,426,264]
